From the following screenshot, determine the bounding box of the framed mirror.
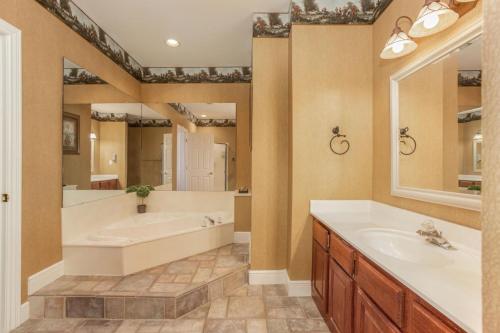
[390,22,482,211]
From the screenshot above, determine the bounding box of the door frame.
[214,142,228,191]
[176,125,187,191]
[0,18,23,331]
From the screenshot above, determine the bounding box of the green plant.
[126,185,155,204]
[467,185,481,192]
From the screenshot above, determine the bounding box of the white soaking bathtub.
[62,191,235,276]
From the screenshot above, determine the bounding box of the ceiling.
[184,103,236,119]
[72,0,291,67]
[91,103,167,119]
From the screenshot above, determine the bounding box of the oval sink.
[357,228,454,267]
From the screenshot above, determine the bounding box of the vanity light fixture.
[200,114,207,118]
[380,16,418,59]
[166,38,180,48]
[473,132,483,140]
[90,133,97,140]
[409,0,459,38]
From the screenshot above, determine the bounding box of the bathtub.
[62,191,235,276]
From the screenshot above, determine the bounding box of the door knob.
[2,193,9,203]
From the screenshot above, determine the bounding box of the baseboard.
[20,302,29,324]
[233,232,251,244]
[287,273,311,297]
[27,260,64,296]
[248,270,287,285]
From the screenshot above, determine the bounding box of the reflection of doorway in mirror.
[160,133,173,190]
[473,135,482,172]
[186,133,215,192]
[176,125,188,191]
[214,143,228,191]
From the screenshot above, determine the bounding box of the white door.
[186,133,214,191]
[213,143,228,191]
[162,133,173,189]
[0,19,22,331]
[176,125,187,191]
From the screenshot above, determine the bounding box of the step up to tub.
[29,244,249,320]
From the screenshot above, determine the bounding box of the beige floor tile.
[287,319,329,332]
[74,319,122,332]
[204,319,246,333]
[265,296,300,308]
[174,274,193,283]
[115,320,144,333]
[296,297,322,319]
[225,285,248,297]
[227,296,265,319]
[160,319,205,332]
[180,303,210,319]
[191,268,212,283]
[149,283,188,294]
[113,274,156,292]
[267,306,307,319]
[156,274,176,283]
[166,261,199,275]
[207,297,228,319]
[267,319,290,333]
[247,319,267,333]
[136,320,165,333]
[247,285,263,297]
[263,285,288,296]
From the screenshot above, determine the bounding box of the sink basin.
[358,228,454,267]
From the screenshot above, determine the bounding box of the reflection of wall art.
[143,67,252,84]
[64,68,107,85]
[253,13,291,38]
[36,0,143,80]
[458,70,482,87]
[168,104,198,123]
[91,111,128,122]
[63,112,80,154]
[253,0,393,37]
[458,109,482,123]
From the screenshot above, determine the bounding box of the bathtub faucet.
[205,216,215,225]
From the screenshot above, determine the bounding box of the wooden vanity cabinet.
[311,218,466,333]
[90,179,119,190]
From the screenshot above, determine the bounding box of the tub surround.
[31,244,249,320]
[310,200,481,333]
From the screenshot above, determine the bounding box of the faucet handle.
[421,220,436,231]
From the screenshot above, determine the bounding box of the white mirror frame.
[390,20,483,212]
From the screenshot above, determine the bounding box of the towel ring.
[330,126,350,155]
[400,127,417,155]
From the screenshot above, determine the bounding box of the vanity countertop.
[91,174,119,182]
[310,200,481,333]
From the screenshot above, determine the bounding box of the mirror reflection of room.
[399,37,482,196]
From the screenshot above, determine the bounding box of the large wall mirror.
[390,24,482,211]
[62,59,238,207]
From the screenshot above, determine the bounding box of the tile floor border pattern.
[13,284,330,333]
[28,245,249,320]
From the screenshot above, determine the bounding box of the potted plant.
[126,185,155,213]
[467,185,481,195]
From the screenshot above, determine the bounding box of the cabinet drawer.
[329,232,355,275]
[354,287,401,333]
[409,297,464,333]
[313,219,330,250]
[356,256,405,328]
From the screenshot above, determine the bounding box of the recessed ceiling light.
[201,114,207,118]
[166,38,180,48]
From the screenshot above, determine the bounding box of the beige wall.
[459,121,482,175]
[98,122,128,189]
[482,0,500,330]
[91,119,101,174]
[0,0,143,302]
[288,25,374,280]
[196,126,237,191]
[140,126,172,187]
[372,0,482,229]
[458,86,482,111]
[62,104,91,190]
[251,38,289,271]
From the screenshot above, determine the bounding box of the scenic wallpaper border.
[169,103,236,128]
[91,111,173,128]
[64,68,106,85]
[458,70,482,87]
[253,0,393,37]
[143,67,252,84]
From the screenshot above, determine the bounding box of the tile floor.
[35,244,249,298]
[13,284,329,332]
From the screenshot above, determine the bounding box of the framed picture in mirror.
[63,112,80,155]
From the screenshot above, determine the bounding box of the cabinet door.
[312,240,329,314]
[328,258,354,333]
[409,301,460,333]
[91,181,100,190]
[354,287,401,333]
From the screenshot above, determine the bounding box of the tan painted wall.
[399,62,444,190]
[251,38,289,270]
[482,1,500,330]
[140,127,172,187]
[458,86,482,111]
[62,104,91,190]
[372,0,482,229]
[0,0,144,302]
[91,119,101,174]
[196,126,237,191]
[288,25,374,280]
[98,122,128,189]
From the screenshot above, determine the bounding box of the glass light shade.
[90,133,97,140]
[380,31,418,59]
[409,1,459,38]
[473,133,483,140]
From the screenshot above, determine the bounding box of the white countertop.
[310,200,481,333]
[91,174,118,182]
[459,174,482,182]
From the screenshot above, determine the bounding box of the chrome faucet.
[205,216,215,226]
[417,221,457,250]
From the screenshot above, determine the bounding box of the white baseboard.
[287,275,311,297]
[27,260,64,296]
[20,302,29,324]
[234,232,251,244]
[249,270,287,285]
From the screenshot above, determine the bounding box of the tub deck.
[30,244,249,320]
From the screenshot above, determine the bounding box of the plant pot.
[137,204,147,214]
